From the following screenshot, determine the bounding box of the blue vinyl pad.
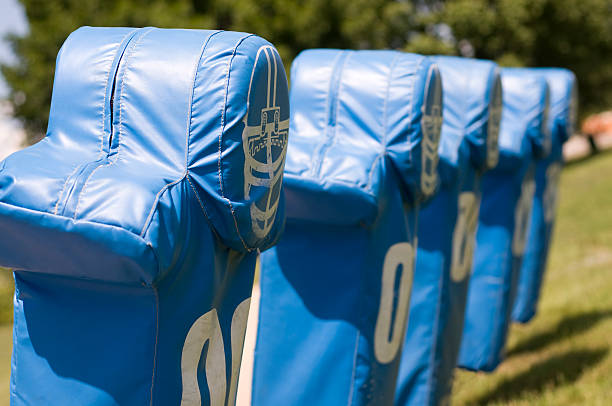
[458,68,550,372]
[395,56,502,405]
[512,68,577,323]
[250,49,442,406]
[0,27,289,405]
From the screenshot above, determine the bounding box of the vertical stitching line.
[52,31,129,216]
[186,174,221,241]
[410,58,424,169]
[72,28,152,220]
[367,53,399,191]
[425,265,445,406]
[347,227,372,405]
[10,281,19,401]
[139,177,186,237]
[346,330,360,406]
[217,34,256,252]
[315,51,351,178]
[99,39,113,154]
[310,52,342,177]
[149,286,160,406]
[139,30,221,237]
[53,164,85,215]
[185,30,223,168]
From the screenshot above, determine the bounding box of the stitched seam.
[0,200,158,256]
[310,52,342,177]
[217,34,256,252]
[99,28,138,154]
[149,286,160,406]
[315,52,350,178]
[139,175,187,237]
[424,266,445,406]
[140,30,221,237]
[10,282,19,401]
[347,229,372,406]
[53,163,85,215]
[367,54,399,191]
[52,31,128,216]
[346,330,360,406]
[410,59,425,169]
[72,29,152,219]
[186,174,220,241]
[185,30,223,167]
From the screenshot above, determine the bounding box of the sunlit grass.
[452,150,612,405]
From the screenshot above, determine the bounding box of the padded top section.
[525,68,577,144]
[498,68,550,167]
[432,56,502,173]
[284,49,442,224]
[0,27,289,256]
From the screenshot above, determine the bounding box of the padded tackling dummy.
[395,56,502,406]
[0,27,289,405]
[512,69,578,323]
[458,68,550,372]
[249,50,442,406]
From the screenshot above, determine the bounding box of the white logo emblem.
[451,192,480,282]
[421,67,443,197]
[487,75,502,169]
[242,46,289,239]
[374,242,415,364]
[512,173,536,256]
[543,163,561,223]
[180,299,250,406]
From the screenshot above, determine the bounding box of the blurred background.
[0,0,611,404]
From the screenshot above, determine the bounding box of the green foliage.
[438,0,612,117]
[1,0,611,141]
[224,0,417,64]
[1,0,214,142]
[1,0,423,142]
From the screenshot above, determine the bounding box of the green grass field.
[0,151,610,405]
[453,151,612,405]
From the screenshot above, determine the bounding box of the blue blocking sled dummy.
[250,50,442,406]
[0,27,289,405]
[512,69,577,323]
[395,56,502,406]
[459,69,550,372]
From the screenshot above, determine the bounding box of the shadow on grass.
[507,309,612,357]
[467,348,608,405]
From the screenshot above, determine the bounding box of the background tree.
[437,0,612,116]
[2,0,611,143]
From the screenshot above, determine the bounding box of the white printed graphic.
[543,163,561,223]
[421,67,443,197]
[512,175,536,256]
[242,46,289,239]
[180,298,251,406]
[487,76,502,169]
[451,192,480,282]
[374,242,415,364]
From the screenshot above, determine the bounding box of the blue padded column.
[0,27,288,405]
[395,56,502,406]
[250,49,442,406]
[458,68,550,372]
[512,68,577,323]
